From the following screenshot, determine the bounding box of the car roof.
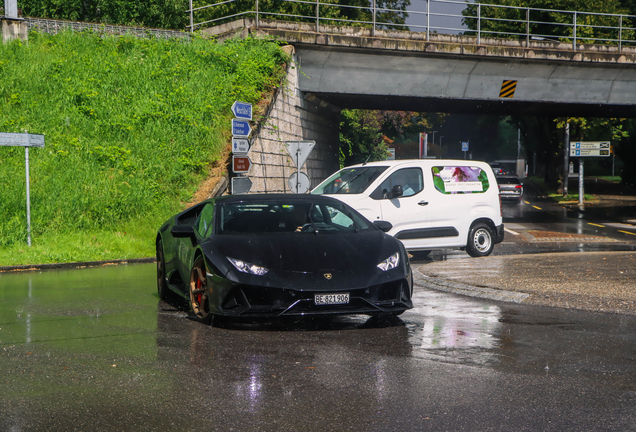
[212,193,347,205]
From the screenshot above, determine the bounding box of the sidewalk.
[413,251,636,316]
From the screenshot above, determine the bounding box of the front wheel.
[466,223,494,257]
[189,257,212,324]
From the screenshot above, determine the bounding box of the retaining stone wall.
[246,52,340,193]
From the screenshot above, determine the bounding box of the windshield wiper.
[334,172,365,194]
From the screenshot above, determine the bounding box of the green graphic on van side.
[432,166,490,194]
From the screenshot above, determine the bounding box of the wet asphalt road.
[2,264,636,431]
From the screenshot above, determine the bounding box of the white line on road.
[504,227,520,235]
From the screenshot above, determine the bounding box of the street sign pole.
[25,142,32,246]
[579,159,584,205]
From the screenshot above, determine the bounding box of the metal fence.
[26,17,190,39]
[187,0,636,51]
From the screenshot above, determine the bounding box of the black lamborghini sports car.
[156,194,413,322]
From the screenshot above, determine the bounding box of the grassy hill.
[0,30,289,266]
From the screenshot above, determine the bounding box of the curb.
[0,257,156,273]
[412,268,531,304]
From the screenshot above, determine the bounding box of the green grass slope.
[0,30,288,266]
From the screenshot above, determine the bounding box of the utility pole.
[563,122,570,197]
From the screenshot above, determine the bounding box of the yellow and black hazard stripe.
[499,80,517,98]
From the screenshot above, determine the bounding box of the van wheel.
[466,224,494,257]
[409,250,431,260]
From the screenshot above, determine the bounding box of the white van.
[311,159,504,258]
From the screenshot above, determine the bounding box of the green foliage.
[462,0,634,44]
[21,0,189,29]
[0,31,288,255]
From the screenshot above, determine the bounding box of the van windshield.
[311,166,388,195]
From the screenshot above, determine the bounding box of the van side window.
[371,168,423,199]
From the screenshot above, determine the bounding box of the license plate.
[314,293,349,305]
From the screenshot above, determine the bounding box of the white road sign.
[232,138,250,154]
[570,141,610,150]
[284,140,316,169]
[231,177,253,194]
[570,149,610,157]
[289,172,310,194]
[0,132,45,147]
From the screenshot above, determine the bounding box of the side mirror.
[373,220,393,233]
[171,224,196,239]
[391,185,403,198]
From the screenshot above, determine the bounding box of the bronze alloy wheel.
[189,257,211,323]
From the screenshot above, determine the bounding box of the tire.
[189,256,212,324]
[466,223,494,257]
[156,239,170,299]
[409,250,431,260]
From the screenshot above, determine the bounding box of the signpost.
[231,101,252,120]
[230,101,253,193]
[232,155,252,174]
[231,177,253,194]
[462,141,469,159]
[0,132,46,246]
[284,141,316,194]
[419,133,428,159]
[569,141,611,205]
[232,138,250,154]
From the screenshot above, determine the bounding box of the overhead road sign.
[231,101,252,120]
[0,132,45,147]
[232,138,251,154]
[231,177,252,194]
[231,119,252,138]
[284,140,316,169]
[232,155,252,173]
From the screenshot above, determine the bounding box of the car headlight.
[227,257,269,276]
[377,252,399,271]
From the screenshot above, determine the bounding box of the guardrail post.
[619,15,623,52]
[477,3,481,45]
[573,11,577,51]
[189,0,193,33]
[526,7,530,46]
[316,0,320,33]
[426,0,430,41]
[256,0,259,27]
[373,0,376,37]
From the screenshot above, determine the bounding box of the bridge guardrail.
[187,0,636,51]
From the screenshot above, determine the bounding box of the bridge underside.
[296,45,636,118]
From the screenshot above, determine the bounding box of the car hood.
[210,231,392,273]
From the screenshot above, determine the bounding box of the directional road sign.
[231,177,252,194]
[232,138,250,154]
[232,155,252,173]
[231,119,252,138]
[284,140,316,169]
[570,141,611,157]
[462,142,469,152]
[0,132,45,147]
[231,101,252,120]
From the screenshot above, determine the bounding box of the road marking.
[618,230,636,236]
[504,228,520,235]
[524,201,530,204]
[532,205,542,210]
[588,223,605,228]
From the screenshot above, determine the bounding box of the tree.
[462,0,633,44]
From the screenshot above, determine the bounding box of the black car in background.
[497,176,524,202]
[156,194,413,323]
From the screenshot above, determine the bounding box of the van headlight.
[228,257,269,276]
[377,252,399,271]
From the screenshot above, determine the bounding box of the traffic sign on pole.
[231,177,253,194]
[570,141,610,157]
[232,138,250,154]
[231,119,252,138]
[232,155,252,173]
[0,132,45,147]
[231,101,252,120]
[284,141,315,169]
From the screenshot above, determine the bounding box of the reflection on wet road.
[1,264,635,431]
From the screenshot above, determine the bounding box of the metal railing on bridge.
[187,0,636,51]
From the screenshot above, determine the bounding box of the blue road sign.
[231,101,252,120]
[231,119,252,138]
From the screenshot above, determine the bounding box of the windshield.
[218,200,372,235]
[311,166,388,195]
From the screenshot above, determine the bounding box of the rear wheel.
[156,239,169,299]
[189,256,212,324]
[466,223,494,257]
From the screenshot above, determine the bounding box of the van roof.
[348,159,492,169]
